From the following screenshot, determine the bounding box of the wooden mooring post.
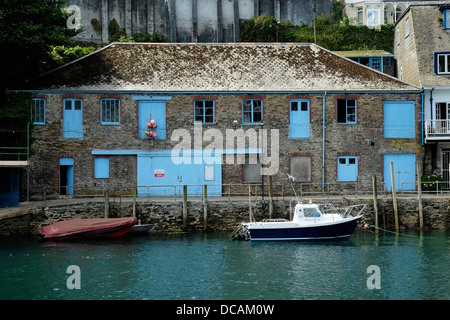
[104,190,109,218]
[268,175,273,218]
[417,163,424,231]
[390,162,399,231]
[183,185,187,229]
[203,184,208,231]
[372,175,379,233]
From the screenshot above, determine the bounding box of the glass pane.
[291,102,298,111]
[74,100,81,110]
[65,100,71,110]
[301,101,308,111]
[243,100,252,112]
[439,55,446,73]
[349,158,356,165]
[339,158,346,164]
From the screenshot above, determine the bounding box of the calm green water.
[0,230,448,300]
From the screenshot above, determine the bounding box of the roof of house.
[334,50,393,58]
[405,4,450,87]
[23,42,420,93]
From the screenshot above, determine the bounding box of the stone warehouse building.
[18,42,423,198]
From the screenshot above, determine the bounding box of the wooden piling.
[183,185,187,229]
[268,175,273,218]
[390,162,399,231]
[203,184,208,231]
[417,163,423,231]
[249,184,253,223]
[372,175,379,233]
[132,187,137,217]
[104,190,109,218]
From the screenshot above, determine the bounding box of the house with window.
[14,42,422,199]
[335,50,396,76]
[343,1,449,27]
[394,4,450,185]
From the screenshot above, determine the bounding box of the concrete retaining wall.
[0,197,448,236]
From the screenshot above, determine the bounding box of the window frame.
[194,99,215,124]
[435,52,450,75]
[336,98,357,124]
[100,98,121,125]
[242,99,263,125]
[31,98,45,125]
[444,8,450,29]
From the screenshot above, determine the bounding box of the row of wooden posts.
[104,177,278,230]
[373,162,424,232]
[104,166,425,232]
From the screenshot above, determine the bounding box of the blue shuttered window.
[63,98,83,138]
[384,101,415,138]
[289,99,310,138]
[337,156,358,182]
[94,158,110,178]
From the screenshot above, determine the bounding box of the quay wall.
[0,197,449,236]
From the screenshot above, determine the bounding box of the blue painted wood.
[337,156,358,181]
[94,158,110,178]
[138,100,166,139]
[384,153,416,191]
[384,101,415,138]
[289,99,310,138]
[63,99,83,138]
[137,151,222,197]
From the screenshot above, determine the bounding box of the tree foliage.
[0,0,79,91]
[240,10,394,53]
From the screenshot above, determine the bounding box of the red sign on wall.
[154,169,165,177]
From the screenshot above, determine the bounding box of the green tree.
[0,0,79,91]
[0,0,79,156]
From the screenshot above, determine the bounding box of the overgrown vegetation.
[240,1,394,53]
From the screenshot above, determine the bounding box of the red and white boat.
[40,217,138,240]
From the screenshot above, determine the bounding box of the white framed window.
[435,53,450,75]
[367,6,380,26]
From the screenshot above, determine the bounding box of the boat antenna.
[287,174,301,203]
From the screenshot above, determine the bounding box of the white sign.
[154,169,165,177]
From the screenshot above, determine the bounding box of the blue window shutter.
[63,99,83,138]
[94,158,110,178]
[384,101,415,138]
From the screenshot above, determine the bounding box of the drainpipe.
[421,92,424,146]
[430,87,434,128]
[322,91,327,192]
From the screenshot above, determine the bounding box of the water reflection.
[0,231,448,300]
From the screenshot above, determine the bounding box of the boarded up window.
[290,156,311,182]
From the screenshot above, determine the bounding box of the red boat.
[40,217,138,240]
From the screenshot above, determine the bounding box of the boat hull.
[40,217,138,240]
[247,216,362,241]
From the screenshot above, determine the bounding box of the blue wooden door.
[289,99,310,138]
[138,101,166,139]
[63,99,83,138]
[337,156,358,181]
[384,101,415,138]
[137,152,222,196]
[384,154,416,191]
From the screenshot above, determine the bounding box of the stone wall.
[29,92,424,199]
[1,197,448,236]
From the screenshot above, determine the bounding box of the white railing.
[425,120,450,140]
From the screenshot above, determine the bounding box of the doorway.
[59,158,74,195]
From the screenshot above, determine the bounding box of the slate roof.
[405,4,450,87]
[24,42,420,93]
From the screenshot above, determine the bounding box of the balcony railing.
[425,120,450,141]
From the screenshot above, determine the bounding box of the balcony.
[425,120,450,142]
